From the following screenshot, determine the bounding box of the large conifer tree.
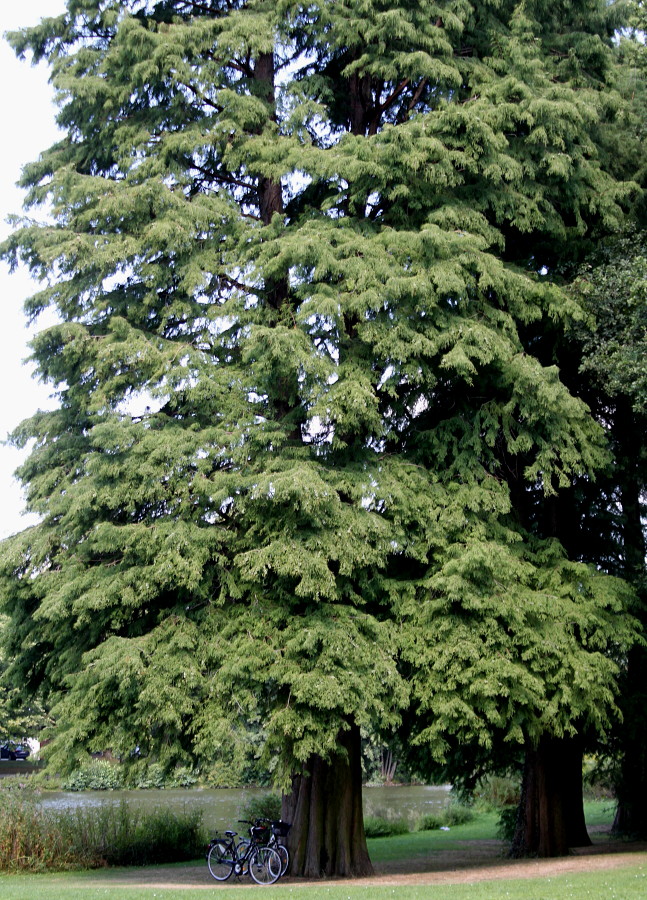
[0,0,640,872]
[567,231,647,840]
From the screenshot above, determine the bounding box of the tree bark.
[511,734,591,857]
[613,643,647,838]
[254,51,284,226]
[612,400,647,838]
[282,721,373,877]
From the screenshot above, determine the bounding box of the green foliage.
[238,792,282,824]
[361,732,414,785]
[415,814,443,832]
[474,775,521,811]
[62,759,123,792]
[0,783,205,870]
[0,617,50,742]
[443,804,475,827]
[497,806,519,843]
[572,232,647,414]
[65,759,199,790]
[416,804,475,831]
[404,534,638,760]
[168,766,198,788]
[77,803,205,867]
[0,1,641,832]
[567,230,647,836]
[363,815,410,838]
[131,762,166,790]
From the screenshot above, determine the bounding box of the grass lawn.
[0,799,643,900]
[0,864,645,900]
[584,799,619,828]
[367,809,502,860]
[367,800,616,861]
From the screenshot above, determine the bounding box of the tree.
[0,619,50,744]
[568,231,647,838]
[0,0,640,874]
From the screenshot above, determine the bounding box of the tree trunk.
[613,645,647,838]
[282,721,373,877]
[612,402,647,838]
[511,734,590,857]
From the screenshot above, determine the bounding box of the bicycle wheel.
[207,841,234,881]
[236,838,250,874]
[275,842,289,876]
[248,846,282,885]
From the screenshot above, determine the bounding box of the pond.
[38,783,452,833]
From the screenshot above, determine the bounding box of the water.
[363,783,452,824]
[38,784,452,833]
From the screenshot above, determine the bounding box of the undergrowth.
[364,803,475,837]
[0,781,205,871]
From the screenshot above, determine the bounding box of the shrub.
[124,761,198,789]
[239,792,282,823]
[0,783,206,871]
[474,775,520,810]
[416,813,444,831]
[497,805,518,842]
[62,759,123,791]
[363,815,410,838]
[416,803,474,831]
[168,765,198,788]
[71,802,205,866]
[443,803,475,826]
[133,762,166,789]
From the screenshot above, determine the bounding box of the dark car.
[0,744,30,761]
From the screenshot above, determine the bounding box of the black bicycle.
[206,821,282,885]
[237,818,291,877]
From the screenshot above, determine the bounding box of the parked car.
[0,744,30,761]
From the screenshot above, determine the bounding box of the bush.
[416,813,444,831]
[497,805,518,842]
[168,765,198,788]
[363,815,410,838]
[132,762,166,790]
[474,775,520,810]
[123,761,198,789]
[0,782,206,870]
[71,803,205,866]
[239,792,282,823]
[62,759,123,791]
[416,803,474,831]
[443,803,475,826]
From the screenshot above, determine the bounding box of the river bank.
[34,782,453,833]
[0,820,644,899]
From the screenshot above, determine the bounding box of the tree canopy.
[0,0,643,870]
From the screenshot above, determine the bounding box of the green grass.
[0,863,645,900]
[584,799,618,828]
[365,801,618,863]
[0,797,635,899]
[367,810,502,861]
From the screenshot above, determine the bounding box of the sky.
[0,1,66,539]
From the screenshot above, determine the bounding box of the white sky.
[0,1,66,539]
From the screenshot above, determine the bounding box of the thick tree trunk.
[511,734,590,857]
[612,402,647,838]
[613,645,647,838]
[282,722,373,877]
[254,51,284,227]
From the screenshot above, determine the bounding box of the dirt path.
[88,835,647,890]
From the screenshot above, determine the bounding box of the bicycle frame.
[206,826,282,884]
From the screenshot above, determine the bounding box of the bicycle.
[237,818,291,877]
[206,821,282,885]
